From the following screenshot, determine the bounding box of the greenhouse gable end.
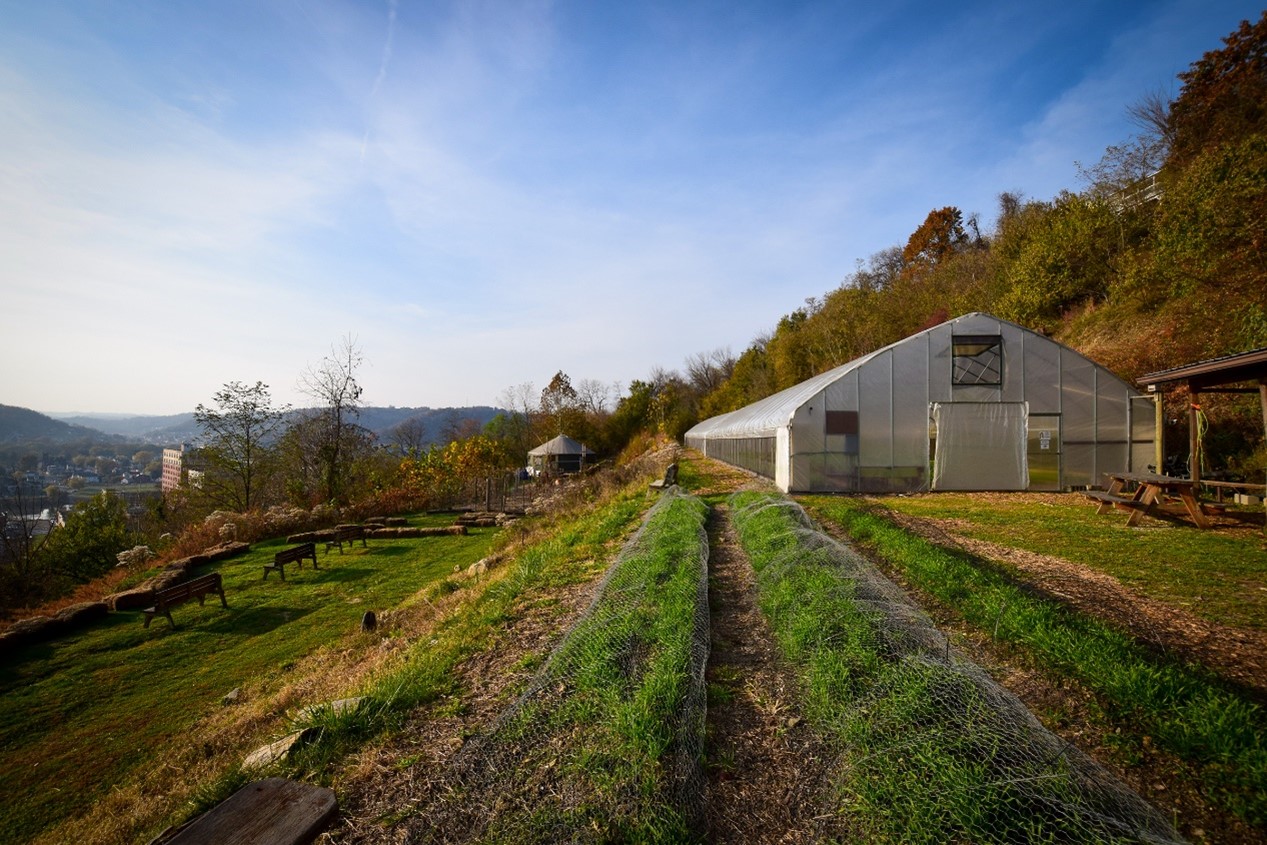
[685,313,1155,493]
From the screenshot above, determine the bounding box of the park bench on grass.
[326,524,368,554]
[649,463,678,491]
[264,543,318,581]
[143,573,228,628]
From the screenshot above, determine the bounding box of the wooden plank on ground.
[161,778,336,845]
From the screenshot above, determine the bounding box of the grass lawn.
[0,514,496,844]
[862,492,1267,632]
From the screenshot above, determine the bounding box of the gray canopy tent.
[686,313,1155,493]
[527,434,596,476]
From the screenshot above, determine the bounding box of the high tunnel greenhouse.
[685,313,1156,493]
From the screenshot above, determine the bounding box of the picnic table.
[1084,472,1212,528]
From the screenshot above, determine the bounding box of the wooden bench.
[326,525,367,554]
[159,777,337,845]
[649,463,678,491]
[264,543,318,581]
[1082,489,1153,525]
[1083,490,1146,509]
[143,573,228,628]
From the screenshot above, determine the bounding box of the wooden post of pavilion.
[1261,381,1267,529]
[1189,390,1202,484]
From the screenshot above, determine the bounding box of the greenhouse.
[685,313,1156,493]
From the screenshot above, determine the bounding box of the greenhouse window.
[825,410,859,454]
[952,335,1003,385]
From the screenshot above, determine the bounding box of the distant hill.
[356,406,503,445]
[53,412,199,443]
[31,405,505,449]
[0,405,106,443]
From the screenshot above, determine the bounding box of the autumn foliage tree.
[1167,11,1267,166]
[902,206,969,267]
[397,434,512,509]
[540,371,583,438]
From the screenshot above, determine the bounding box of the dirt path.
[702,505,833,844]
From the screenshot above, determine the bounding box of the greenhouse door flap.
[931,402,1029,491]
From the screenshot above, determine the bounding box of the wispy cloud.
[360,0,398,162]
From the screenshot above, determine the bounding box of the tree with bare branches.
[296,335,371,504]
[390,417,429,457]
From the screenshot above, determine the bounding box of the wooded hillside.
[689,13,1267,473]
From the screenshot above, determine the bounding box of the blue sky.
[0,0,1257,415]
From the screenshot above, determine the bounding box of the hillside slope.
[0,404,105,443]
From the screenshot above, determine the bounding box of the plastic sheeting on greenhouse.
[931,401,1028,490]
[685,313,1155,493]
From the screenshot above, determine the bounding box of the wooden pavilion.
[1138,347,1267,524]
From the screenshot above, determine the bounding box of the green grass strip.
[730,492,1185,844]
[803,495,1267,830]
[461,490,710,844]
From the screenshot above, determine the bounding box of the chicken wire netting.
[393,487,711,844]
[728,493,1186,845]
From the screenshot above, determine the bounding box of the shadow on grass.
[198,606,314,636]
[311,565,376,585]
[367,545,411,558]
[0,644,56,684]
[0,612,142,679]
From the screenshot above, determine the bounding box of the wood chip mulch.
[702,505,837,845]
[876,504,1267,698]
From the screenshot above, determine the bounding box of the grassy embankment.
[803,495,1266,830]
[7,481,663,845]
[0,513,499,844]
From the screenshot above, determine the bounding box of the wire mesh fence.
[728,492,1186,845]
[394,487,711,844]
